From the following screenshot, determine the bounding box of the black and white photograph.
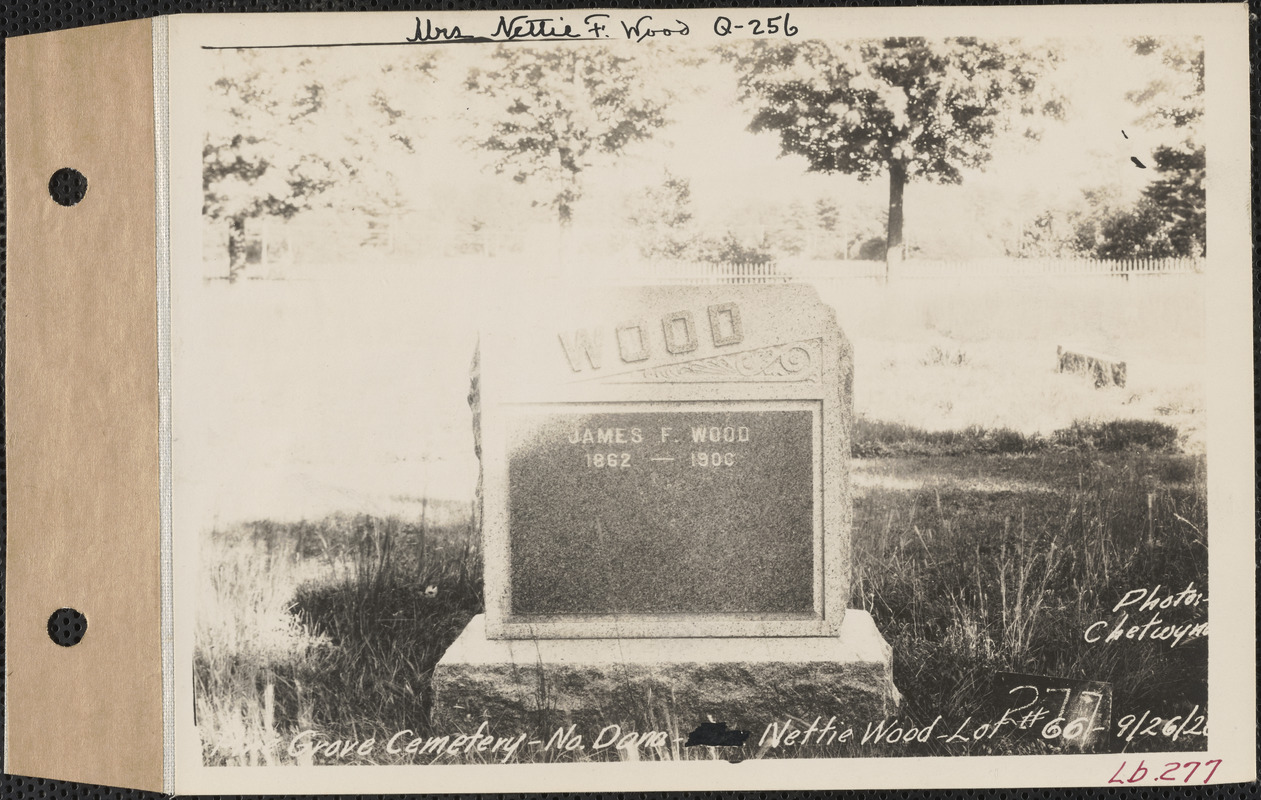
[162,7,1250,791]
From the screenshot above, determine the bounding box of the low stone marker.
[433,285,898,736]
[1057,345,1127,388]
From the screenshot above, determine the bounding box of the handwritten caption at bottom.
[283,671,1203,764]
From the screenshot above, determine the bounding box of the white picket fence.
[632,260,789,285]
[629,257,1204,285]
[888,256,1204,279]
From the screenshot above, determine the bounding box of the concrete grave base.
[431,612,900,737]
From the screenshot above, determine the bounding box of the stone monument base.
[431,612,900,738]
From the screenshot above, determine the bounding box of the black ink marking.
[1121,129,1129,139]
[492,14,583,41]
[202,39,604,50]
[407,17,476,43]
[1131,156,1147,169]
[584,13,611,39]
[620,15,690,42]
[202,35,603,50]
[685,721,750,747]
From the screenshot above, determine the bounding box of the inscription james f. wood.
[566,419,754,468]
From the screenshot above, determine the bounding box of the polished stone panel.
[507,406,815,616]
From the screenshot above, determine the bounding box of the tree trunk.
[227,216,248,282]
[555,172,580,277]
[885,160,907,281]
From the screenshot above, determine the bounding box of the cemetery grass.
[195,422,1206,766]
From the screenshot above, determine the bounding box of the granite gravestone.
[433,285,897,731]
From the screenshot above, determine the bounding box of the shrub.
[1051,419,1180,452]
[853,417,1182,458]
[852,418,1043,458]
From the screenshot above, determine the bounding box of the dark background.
[1,0,1257,798]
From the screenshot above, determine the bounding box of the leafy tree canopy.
[1065,36,1206,260]
[464,45,673,226]
[1126,36,1203,132]
[1127,36,1205,258]
[731,38,1062,183]
[203,49,438,276]
[726,37,1063,270]
[626,171,695,259]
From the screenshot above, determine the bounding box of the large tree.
[1126,36,1205,257]
[464,45,672,228]
[203,50,437,279]
[727,38,1063,275]
[1060,37,1205,260]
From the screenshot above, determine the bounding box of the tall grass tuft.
[195,510,482,765]
[995,511,1060,662]
[194,525,329,765]
[852,446,1207,754]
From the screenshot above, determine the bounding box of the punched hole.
[48,607,88,647]
[48,168,88,207]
